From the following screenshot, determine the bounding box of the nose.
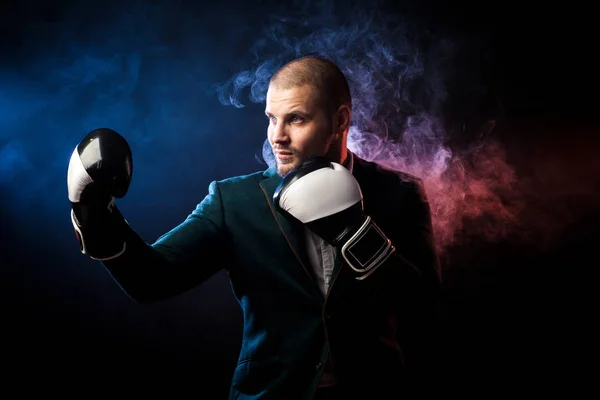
[269,121,289,145]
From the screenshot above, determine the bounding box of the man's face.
[265,84,335,176]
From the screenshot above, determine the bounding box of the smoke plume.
[216,4,528,256]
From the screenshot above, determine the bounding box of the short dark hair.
[269,55,352,115]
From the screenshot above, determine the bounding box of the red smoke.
[349,119,599,258]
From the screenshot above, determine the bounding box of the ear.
[335,104,351,134]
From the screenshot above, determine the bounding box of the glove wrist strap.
[70,206,127,261]
[341,216,396,280]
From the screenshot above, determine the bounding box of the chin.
[276,161,299,177]
[276,165,293,177]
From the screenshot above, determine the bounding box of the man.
[67,55,441,399]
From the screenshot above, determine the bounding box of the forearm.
[341,212,441,313]
[100,224,221,304]
[380,249,442,373]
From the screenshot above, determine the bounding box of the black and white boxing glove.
[274,156,395,280]
[67,128,133,260]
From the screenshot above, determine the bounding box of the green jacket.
[102,154,441,400]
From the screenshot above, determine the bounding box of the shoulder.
[215,168,268,186]
[352,154,432,220]
[353,154,424,192]
[205,167,273,199]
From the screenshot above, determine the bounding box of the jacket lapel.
[259,168,316,288]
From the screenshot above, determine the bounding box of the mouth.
[275,151,294,161]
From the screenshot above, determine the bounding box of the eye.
[290,115,303,123]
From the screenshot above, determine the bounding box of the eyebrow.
[265,109,309,117]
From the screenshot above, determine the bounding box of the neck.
[325,146,347,164]
[340,147,349,167]
[326,134,348,165]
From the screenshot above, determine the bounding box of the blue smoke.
[1,1,268,229]
[1,0,281,374]
[0,1,279,333]
[216,7,452,156]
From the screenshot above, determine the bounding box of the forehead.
[265,84,319,113]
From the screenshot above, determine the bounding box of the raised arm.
[101,181,230,303]
[67,128,229,304]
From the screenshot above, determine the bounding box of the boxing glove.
[274,157,396,280]
[67,128,133,260]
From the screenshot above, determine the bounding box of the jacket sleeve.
[365,177,442,373]
[101,180,231,303]
[383,178,441,309]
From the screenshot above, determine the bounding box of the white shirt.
[304,152,354,386]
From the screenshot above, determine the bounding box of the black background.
[1,0,597,397]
